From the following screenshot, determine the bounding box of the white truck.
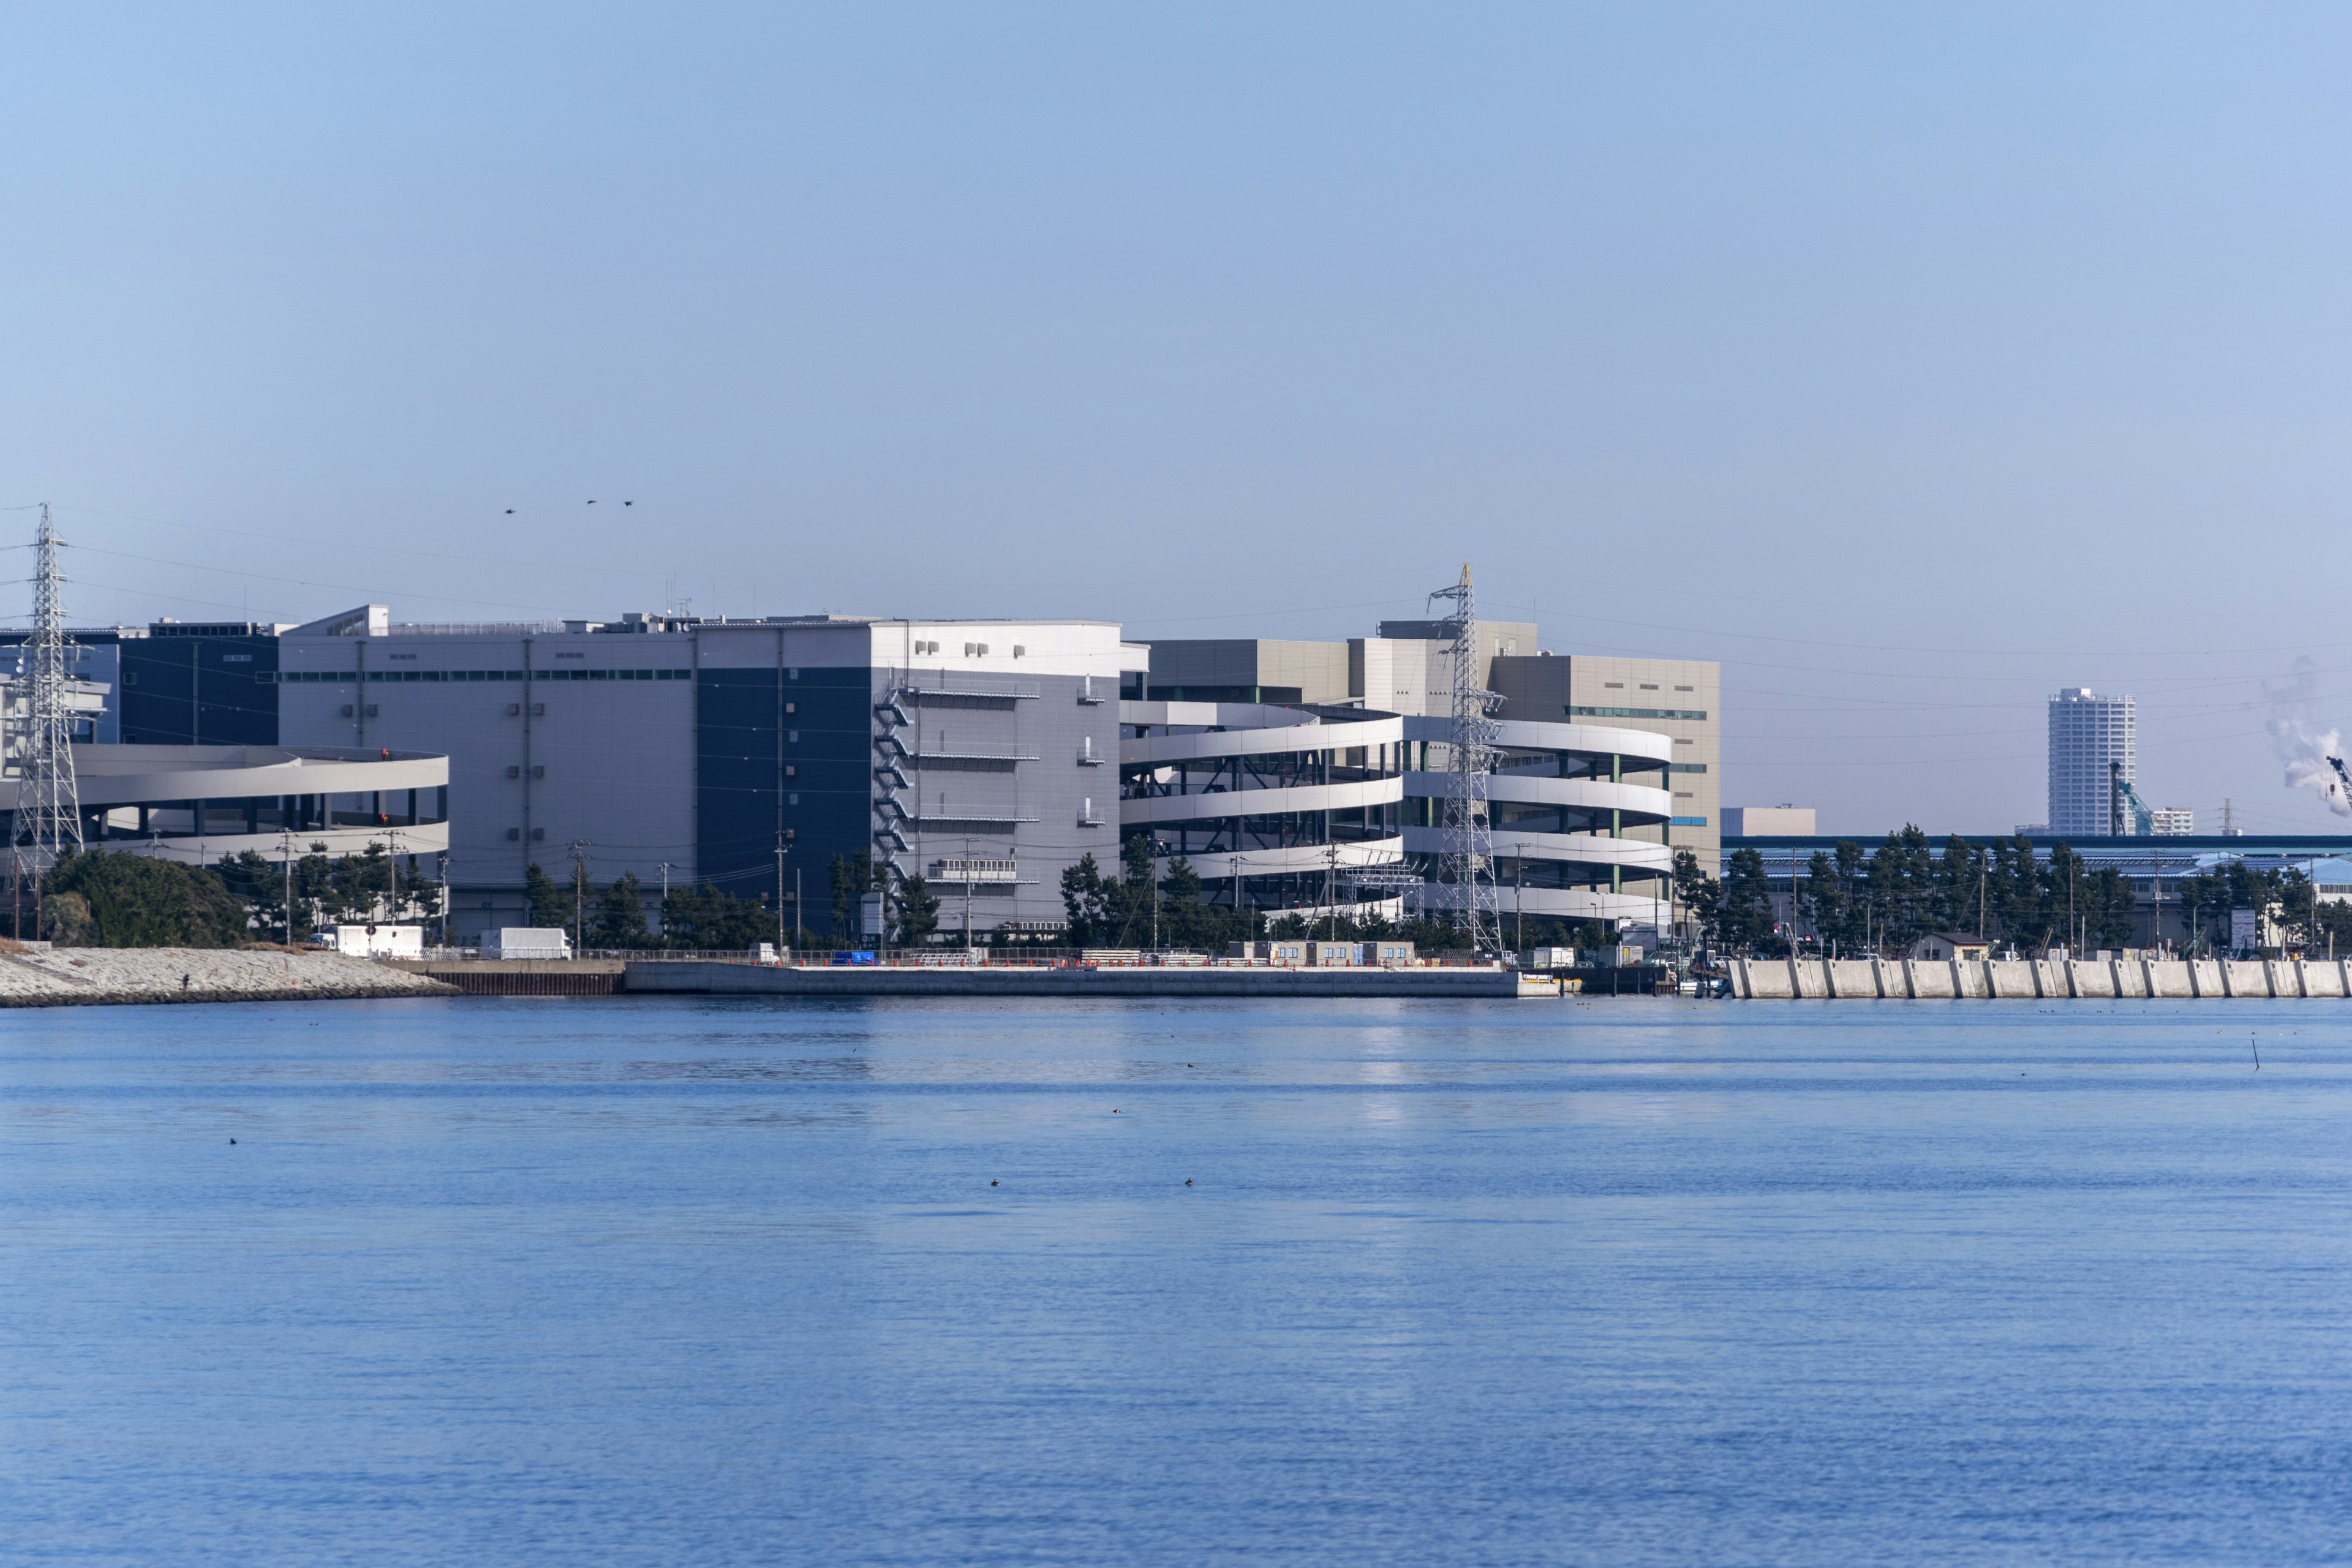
[489,927,573,960]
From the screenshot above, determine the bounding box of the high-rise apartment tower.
[2048,688,2136,837]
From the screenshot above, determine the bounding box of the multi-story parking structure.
[1146,621,1719,932]
[1118,700,1406,913]
[1,743,447,869]
[1401,713,1676,926]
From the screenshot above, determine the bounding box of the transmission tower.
[17,505,83,867]
[1427,562,1500,952]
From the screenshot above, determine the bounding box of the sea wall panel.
[1988,961,2037,998]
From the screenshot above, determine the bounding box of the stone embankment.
[0,944,455,1008]
[1732,955,2352,1000]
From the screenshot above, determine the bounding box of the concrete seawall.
[622,961,1524,999]
[1730,956,2352,1000]
[1,946,455,1008]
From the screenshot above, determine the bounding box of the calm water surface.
[4,995,2350,1565]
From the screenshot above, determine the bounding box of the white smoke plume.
[2266,656,2351,817]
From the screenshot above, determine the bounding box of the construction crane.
[2329,756,2352,807]
[2106,760,2155,836]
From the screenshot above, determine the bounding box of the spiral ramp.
[1401,716,1681,925]
[1119,701,1406,913]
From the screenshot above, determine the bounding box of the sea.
[4,994,2350,1566]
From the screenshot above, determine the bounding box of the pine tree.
[1719,848,1774,954]
[524,863,570,928]
[1060,854,1111,946]
[892,875,940,944]
[592,873,652,949]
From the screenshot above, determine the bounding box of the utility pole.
[570,839,589,959]
[775,833,788,957]
[1978,853,1987,942]
[1325,840,1338,944]
[437,851,450,949]
[282,829,295,946]
[963,836,974,951]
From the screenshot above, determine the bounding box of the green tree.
[1060,853,1113,946]
[2173,870,2223,955]
[524,863,570,928]
[1158,856,1245,950]
[828,852,877,942]
[2277,870,2318,952]
[214,850,290,941]
[1673,850,1722,949]
[1117,834,1158,946]
[43,850,253,948]
[1868,826,1934,952]
[2087,865,2138,949]
[1999,835,2051,950]
[591,872,653,949]
[40,891,96,946]
[892,874,940,944]
[1718,848,1776,954]
[1934,835,1985,938]
[1801,842,1865,954]
[660,882,776,949]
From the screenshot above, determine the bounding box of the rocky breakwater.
[0,943,456,1008]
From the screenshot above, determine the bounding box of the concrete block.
[1988,961,2037,998]
[1875,959,1912,998]
[1908,960,1956,999]
[2068,961,2116,998]
[1828,959,1878,998]
[2266,960,2304,998]
[1954,960,1988,999]
[1793,960,1830,998]
[1741,960,1792,998]
[2111,959,2147,999]
[2188,960,2223,997]
[2032,959,2066,997]
[2301,960,2345,998]
[2223,960,2270,997]
[2146,960,2192,998]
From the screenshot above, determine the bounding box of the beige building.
[1485,650,1721,877]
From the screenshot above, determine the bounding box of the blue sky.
[5,4,2350,835]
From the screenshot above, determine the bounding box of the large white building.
[268,609,1136,941]
[2048,688,2136,836]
